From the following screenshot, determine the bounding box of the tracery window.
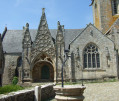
[83,44,100,68]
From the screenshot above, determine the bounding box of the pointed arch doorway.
[32,61,54,82]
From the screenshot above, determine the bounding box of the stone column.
[34,86,41,101]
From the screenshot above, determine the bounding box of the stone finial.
[58,21,60,26]
[62,25,64,30]
[5,26,7,31]
[58,21,61,30]
[42,8,45,14]
[57,21,60,25]
[26,23,29,28]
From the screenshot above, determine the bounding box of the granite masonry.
[1,0,119,85]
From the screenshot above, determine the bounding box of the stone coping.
[41,83,55,88]
[55,95,84,100]
[54,85,86,89]
[0,83,55,99]
[83,69,106,72]
[0,88,34,99]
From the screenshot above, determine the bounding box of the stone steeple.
[31,8,55,60]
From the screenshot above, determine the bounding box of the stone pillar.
[34,86,41,101]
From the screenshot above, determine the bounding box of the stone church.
[0,0,119,85]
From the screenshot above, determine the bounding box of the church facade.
[1,0,119,85]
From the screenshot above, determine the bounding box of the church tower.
[91,0,119,33]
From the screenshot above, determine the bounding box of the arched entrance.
[32,61,54,82]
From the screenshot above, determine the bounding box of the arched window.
[17,57,22,67]
[15,57,22,77]
[83,44,100,68]
[112,0,118,15]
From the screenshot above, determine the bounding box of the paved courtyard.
[50,81,119,101]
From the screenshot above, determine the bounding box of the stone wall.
[0,89,34,101]
[69,24,118,80]
[0,84,55,101]
[41,84,55,101]
[2,54,21,85]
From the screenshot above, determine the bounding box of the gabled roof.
[2,28,84,53]
[70,23,113,46]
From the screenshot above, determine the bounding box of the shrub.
[0,85,24,94]
[12,77,18,85]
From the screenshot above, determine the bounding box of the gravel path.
[84,82,119,101]
[50,82,119,101]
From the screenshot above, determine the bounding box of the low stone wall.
[0,84,55,101]
[41,84,55,101]
[0,89,34,101]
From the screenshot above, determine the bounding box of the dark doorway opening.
[32,61,54,82]
[41,65,50,79]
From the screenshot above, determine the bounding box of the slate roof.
[2,29,84,53]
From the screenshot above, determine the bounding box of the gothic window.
[15,56,22,77]
[83,44,100,68]
[112,0,118,15]
[17,57,22,67]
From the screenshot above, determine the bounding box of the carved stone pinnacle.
[42,8,45,14]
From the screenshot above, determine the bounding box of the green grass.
[0,85,24,94]
[56,79,118,85]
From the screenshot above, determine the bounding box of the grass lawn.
[0,85,24,94]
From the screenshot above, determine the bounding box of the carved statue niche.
[105,47,110,67]
[90,30,93,36]
[23,69,30,78]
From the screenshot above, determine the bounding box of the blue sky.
[0,0,93,33]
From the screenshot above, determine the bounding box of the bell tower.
[91,0,119,33]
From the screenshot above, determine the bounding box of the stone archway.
[32,61,54,82]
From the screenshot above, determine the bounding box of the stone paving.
[49,81,119,101]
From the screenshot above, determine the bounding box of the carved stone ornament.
[105,47,110,58]
[24,69,30,78]
[31,8,55,60]
[90,30,93,36]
